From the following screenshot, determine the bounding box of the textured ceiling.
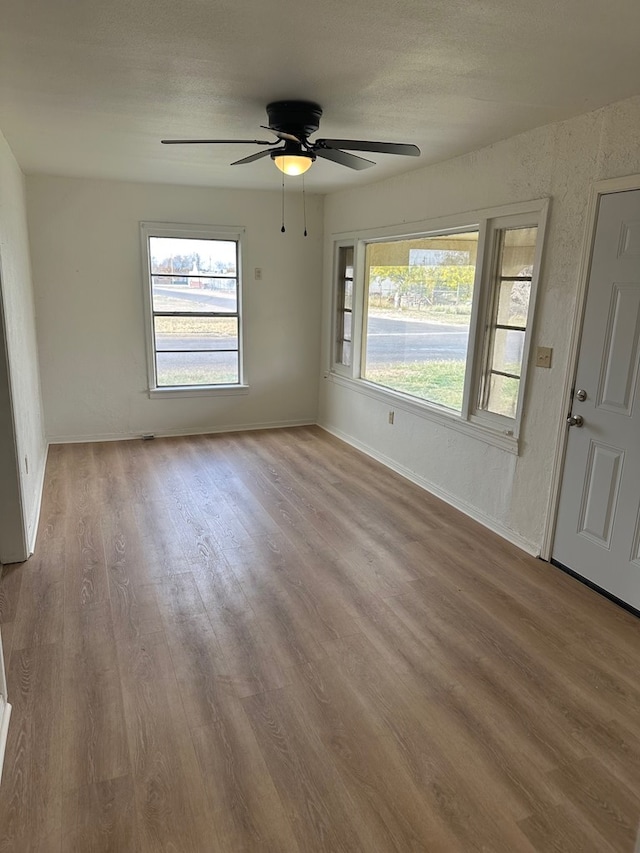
[1,0,639,193]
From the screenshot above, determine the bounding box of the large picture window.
[141,223,244,394]
[363,230,478,411]
[330,200,548,446]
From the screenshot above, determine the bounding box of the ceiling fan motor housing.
[266,101,323,140]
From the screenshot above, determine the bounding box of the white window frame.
[328,199,549,453]
[140,221,248,398]
[331,240,356,377]
[469,209,548,435]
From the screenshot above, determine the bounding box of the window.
[478,224,538,421]
[141,223,245,394]
[362,230,478,411]
[334,244,354,369]
[330,200,548,447]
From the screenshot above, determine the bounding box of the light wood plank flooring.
[0,426,639,851]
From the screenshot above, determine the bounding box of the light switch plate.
[536,346,552,368]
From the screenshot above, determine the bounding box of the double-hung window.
[141,222,245,395]
[330,200,548,448]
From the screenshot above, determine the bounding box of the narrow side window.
[334,245,354,369]
[478,225,539,421]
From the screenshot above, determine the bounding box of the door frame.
[541,173,640,560]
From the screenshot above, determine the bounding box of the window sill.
[326,372,519,454]
[148,384,250,400]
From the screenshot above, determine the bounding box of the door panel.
[597,283,640,413]
[553,189,640,610]
[578,441,623,547]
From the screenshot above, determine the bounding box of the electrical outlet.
[535,346,552,368]
[254,267,262,280]
[388,410,395,425]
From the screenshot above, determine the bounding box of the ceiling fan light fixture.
[162,101,421,178]
[272,152,315,176]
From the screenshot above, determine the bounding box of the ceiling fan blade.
[230,149,274,166]
[259,126,302,144]
[316,139,420,156]
[314,148,375,170]
[161,138,275,145]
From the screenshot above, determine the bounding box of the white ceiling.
[2,0,639,194]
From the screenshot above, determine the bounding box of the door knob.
[567,414,584,427]
[575,389,587,402]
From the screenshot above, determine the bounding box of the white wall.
[0,131,47,561]
[26,177,324,441]
[319,96,640,554]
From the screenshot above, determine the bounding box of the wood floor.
[0,426,639,852]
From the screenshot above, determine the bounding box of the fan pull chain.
[302,174,308,237]
[280,172,286,233]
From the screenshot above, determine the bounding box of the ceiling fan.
[162,100,421,176]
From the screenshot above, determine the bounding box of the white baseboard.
[47,418,316,445]
[0,701,11,786]
[319,422,539,557]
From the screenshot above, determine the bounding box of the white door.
[553,189,640,611]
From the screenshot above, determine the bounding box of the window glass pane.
[343,312,352,340]
[344,279,353,310]
[154,316,238,351]
[487,374,520,418]
[490,328,525,377]
[341,341,351,367]
[152,279,237,313]
[151,275,201,288]
[363,231,478,411]
[502,226,537,260]
[496,280,530,327]
[149,237,237,276]
[156,351,239,386]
